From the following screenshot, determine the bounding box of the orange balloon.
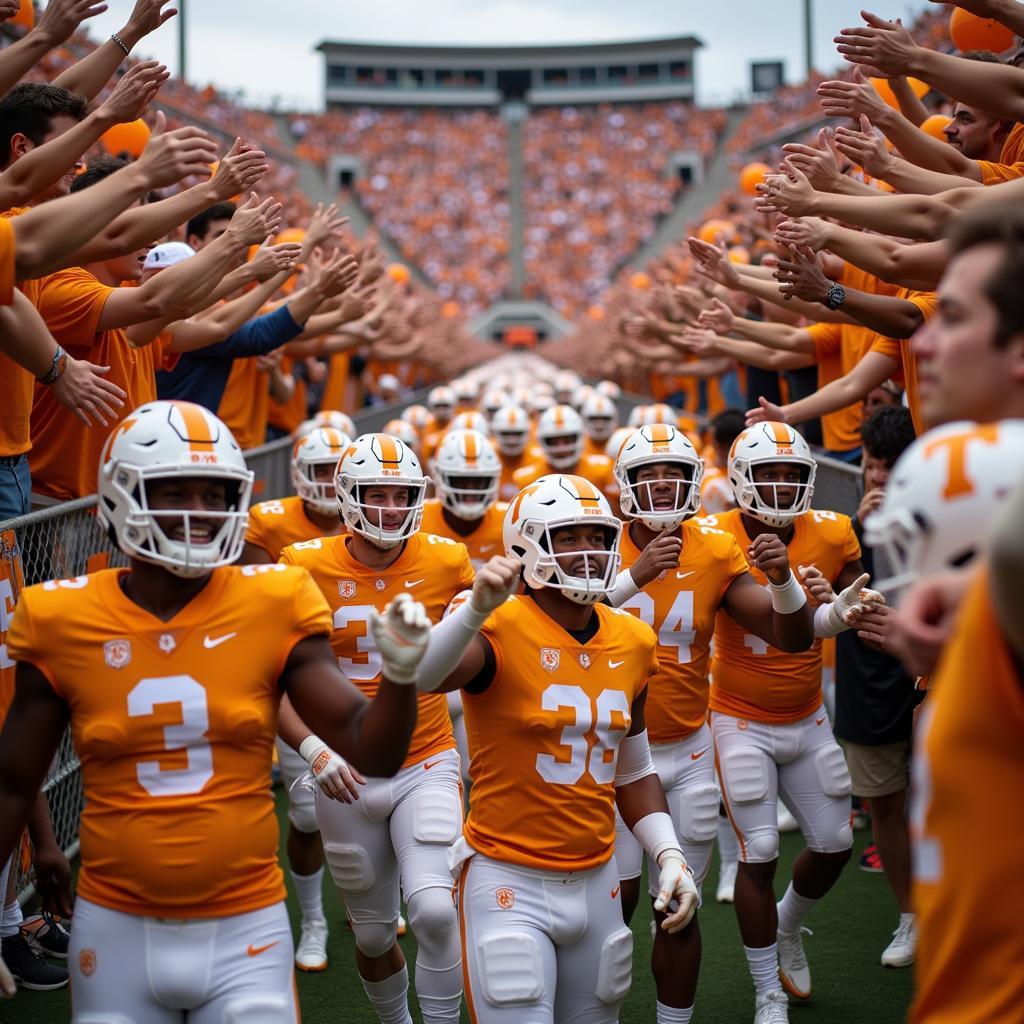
[920,114,952,141]
[630,271,652,290]
[275,228,306,246]
[100,118,150,159]
[869,77,930,109]
[386,263,410,284]
[587,304,605,321]
[728,246,751,264]
[441,301,460,318]
[698,219,736,244]
[949,9,1015,53]
[739,162,771,196]
[10,0,32,28]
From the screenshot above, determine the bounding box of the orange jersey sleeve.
[0,528,25,723]
[245,495,341,562]
[978,125,1024,184]
[217,357,268,452]
[618,520,749,743]
[280,532,476,768]
[0,217,14,307]
[5,565,331,918]
[465,597,657,871]
[912,565,1024,1024]
[420,499,507,568]
[705,509,860,723]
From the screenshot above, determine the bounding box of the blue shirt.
[156,304,304,411]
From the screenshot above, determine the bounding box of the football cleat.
[294,917,328,972]
[20,912,69,959]
[1,932,68,990]
[859,843,885,874]
[881,915,916,968]
[776,924,812,1000]
[754,989,790,1024]
[716,860,737,904]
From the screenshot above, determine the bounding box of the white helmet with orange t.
[595,379,622,400]
[450,410,491,436]
[335,433,428,549]
[480,388,510,421]
[491,404,531,457]
[382,418,421,455]
[553,371,580,404]
[605,426,633,461]
[427,386,456,424]
[537,404,584,469]
[401,403,431,432]
[630,402,678,428]
[504,474,622,605]
[864,420,1024,594]
[294,409,355,440]
[433,429,501,520]
[580,392,619,442]
[627,404,651,428]
[98,401,253,578]
[571,384,594,412]
[452,378,478,409]
[727,421,816,527]
[615,424,704,532]
[291,426,351,515]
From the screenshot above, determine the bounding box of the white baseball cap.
[143,242,196,271]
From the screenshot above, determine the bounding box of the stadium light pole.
[803,0,813,78]
[178,0,187,83]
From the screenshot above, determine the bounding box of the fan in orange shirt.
[703,422,880,1020]
[239,424,350,973]
[607,425,814,1022]
[279,433,474,1024]
[411,474,701,1024]
[0,401,429,1022]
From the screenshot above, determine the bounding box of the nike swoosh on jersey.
[247,942,279,957]
[203,632,237,649]
[608,660,625,669]
[404,579,427,588]
[676,571,695,580]
[479,544,496,553]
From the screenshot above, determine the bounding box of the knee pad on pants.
[222,997,292,1023]
[406,886,458,953]
[676,782,720,844]
[411,786,461,845]
[742,829,780,864]
[815,743,852,798]
[350,917,399,959]
[287,788,318,834]
[323,842,375,893]
[722,746,770,805]
[595,927,633,1006]
[476,931,545,1006]
[807,819,854,855]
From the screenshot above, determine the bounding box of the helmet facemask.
[621,460,704,532]
[515,517,622,605]
[292,458,342,517]
[731,458,816,528]
[337,477,426,550]
[541,432,582,470]
[437,469,499,520]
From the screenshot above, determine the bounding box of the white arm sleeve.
[615,729,657,786]
[632,811,684,866]
[607,568,640,608]
[414,596,489,692]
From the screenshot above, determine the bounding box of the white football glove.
[830,572,884,626]
[297,736,366,803]
[470,555,521,617]
[0,949,14,997]
[653,852,700,933]
[369,592,431,684]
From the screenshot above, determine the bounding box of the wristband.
[37,345,67,386]
[769,570,807,614]
[615,730,657,786]
[631,811,684,867]
[607,568,640,608]
[813,601,849,638]
[298,734,326,764]
[110,33,131,58]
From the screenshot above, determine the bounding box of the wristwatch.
[37,345,67,387]
[825,282,846,311]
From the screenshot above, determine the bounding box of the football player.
[0,401,431,1019]
[702,421,879,1024]
[491,404,540,501]
[240,425,351,972]
[580,392,620,457]
[413,475,702,1024]
[608,424,815,1024]
[421,386,457,461]
[279,433,474,1024]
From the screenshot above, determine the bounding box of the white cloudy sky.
[85,0,934,110]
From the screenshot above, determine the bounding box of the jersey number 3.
[536,685,630,786]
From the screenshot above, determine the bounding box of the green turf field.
[10,789,913,1023]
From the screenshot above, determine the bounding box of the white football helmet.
[553,371,581,404]
[433,429,501,520]
[401,403,431,431]
[605,427,634,461]
[595,379,621,400]
[864,420,1024,594]
[571,384,594,412]
[335,433,428,549]
[629,402,678,428]
[528,392,556,417]
[453,378,478,409]
[615,424,704,532]
[291,427,351,515]
[480,388,510,421]
[491,404,531,457]
[427,386,456,423]
[382,418,421,454]
[580,392,619,442]
[728,421,816,527]
[450,410,491,436]
[98,401,253,578]
[295,409,355,440]
[504,474,622,605]
[537,405,584,470]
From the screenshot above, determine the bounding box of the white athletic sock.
[656,1000,694,1022]
[360,965,413,1024]
[416,961,463,1024]
[717,816,739,865]
[0,857,16,939]
[744,943,779,998]
[776,882,819,935]
[2,899,22,934]
[408,888,462,1024]
[290,866,326,923]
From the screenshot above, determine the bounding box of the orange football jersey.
[419,498,508,568]
[280,531,475,768]
[512,453,619,505]
[245,494,345,562]
[5,565,332,918]
[0,528,23,723]
[704,508,860,724]
[912,565,1024,1024]
[464,596,658,872]
[498,450,539,501]
[618,519,749,743]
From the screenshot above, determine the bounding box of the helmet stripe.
[768,422,792,447]
[375,434,400,466]
[463,432,479,463]
[171,401,215,452]
[648,423,672,443]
